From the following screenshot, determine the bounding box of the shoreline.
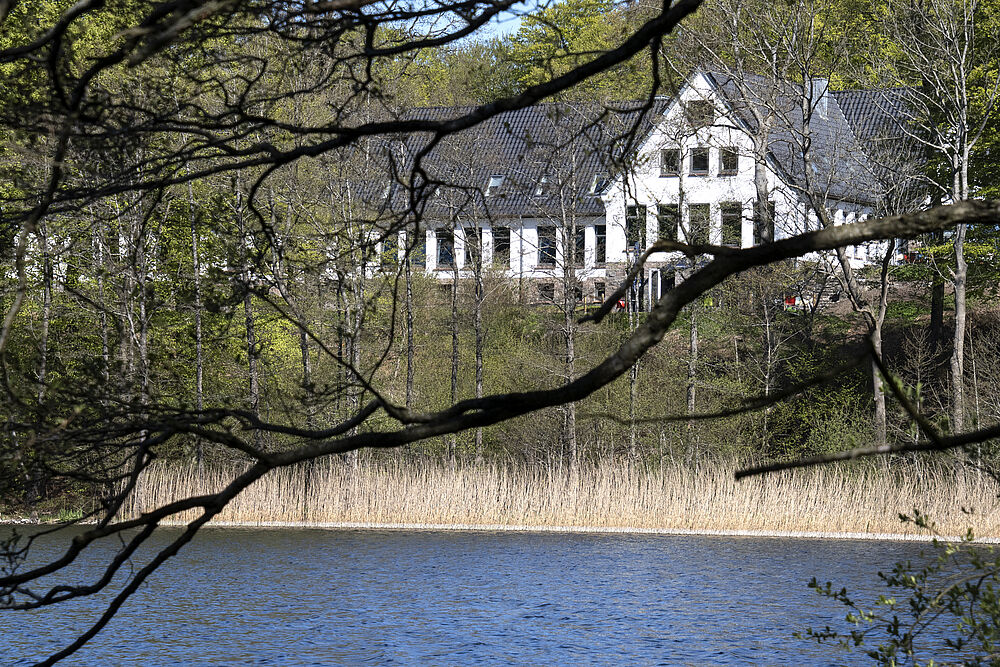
[4,518,995,542]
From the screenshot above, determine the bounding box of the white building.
[379,71,908,307]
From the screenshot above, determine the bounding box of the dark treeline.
[0,0,997,513]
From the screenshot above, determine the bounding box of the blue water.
[1,528,937,665]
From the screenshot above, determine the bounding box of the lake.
[1,528,938,665]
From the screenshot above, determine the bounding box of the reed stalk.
[122,459,1000,538]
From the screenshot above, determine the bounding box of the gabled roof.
[833,88,913,144]
[378,100,668,220]
[704,71,910,205]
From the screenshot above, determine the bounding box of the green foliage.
[801,511,1000,665]
[506,0,656,100]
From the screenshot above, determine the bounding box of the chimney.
[810,77,829,119]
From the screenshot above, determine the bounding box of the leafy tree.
[0,1,998,664]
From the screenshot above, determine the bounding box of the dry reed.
[123,458,1000,538]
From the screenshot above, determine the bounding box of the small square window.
[595,281,606,302]
[534,176,550,196]
[687,101,715,127]
[720,148,739,175]
[589,173,608,195]
[690,148,710,175]
[485,174,505,196]
[538,283,555,302]
[659,149,680,177]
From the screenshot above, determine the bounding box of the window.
[649,269,661,303]
[657,204,679,243]
[720,147,739,175]
[485,174,505,197]
[537,226,556,266]
[625,205,647,251]
[573,285,583,302]
[753,201,777,245]
[659,149,680,177]
[573,227,585,267]
[538,283,555,302]
[589,173,608,195]
[721,203,742,247]
[436,229,454,268]
[688,204,710,246]
[463,226,481,266]
[595,281,606,303]
[595,225,606,266]
[412,232,426,267]
[493,227,510,268]
[381,233,398,267]
[534,176,550,196]
[687,100,715,127]
[690,148,710,175]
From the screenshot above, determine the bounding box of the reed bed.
[123,458,1000,538]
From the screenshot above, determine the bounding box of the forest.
[1,0,1000,661]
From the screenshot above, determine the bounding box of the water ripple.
[1,528,937,665]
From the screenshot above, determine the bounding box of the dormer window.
[589,173,608,195]
[686,100,715,127]
[485,174,505,196]
[659,149,680,177]
[534,176,550,196]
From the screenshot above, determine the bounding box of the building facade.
[387,71,906,308]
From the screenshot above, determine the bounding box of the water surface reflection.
[1,528,934,665]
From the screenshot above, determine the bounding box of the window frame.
[436,229,455,269]
[492,227,510,269]
[537,225,557,267]
[594,224,606,266]
[625,205,647,252]
[657,204,679,243]
[412,232,427,267]
[686,100,715,127]
[720,147,739,175]
[463,226,482,266]
[659,148,680,177]
[690,147,710,176]
[720,202,742,248]
[688,204,711,246]
[573,226,586,268]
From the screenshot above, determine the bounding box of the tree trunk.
[686,302,698,464]
[951,222,967,432]
[235,188,264,451]
[405,253,415,411]
[449,242,459,470]
[871,326,887,445]
[188,181,204,471]
[473,237,484,461]
[564,274,577,475]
